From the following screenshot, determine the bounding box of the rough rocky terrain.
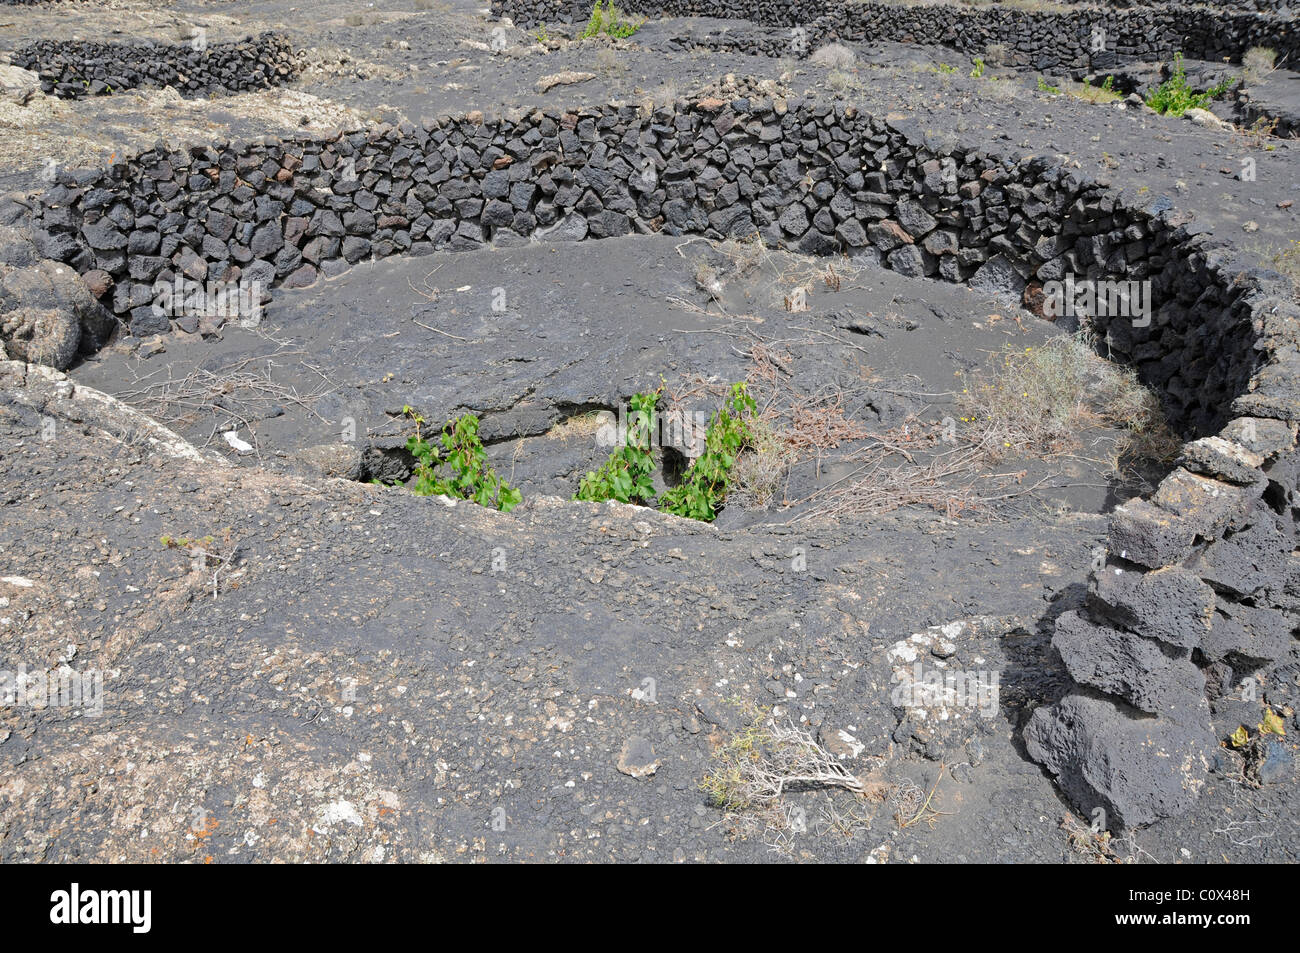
[0,0,1297,864]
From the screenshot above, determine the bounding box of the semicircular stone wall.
[11,33,298,99]
[25,96,1300,831]
[493,0,1299,70]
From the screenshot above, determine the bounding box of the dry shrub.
[826,69,857,95]
[1271,240,1300,304]
[693,260,723,301]
[594,47,624,75]
[1066,80,1121,105]
[784,393,874,452]
[702,716,890,848]
[548,410,604,440]
[958,333,1177,467]
[983,42,1011,67]
[970,75,1023,103]
[715,234,769,278]
[702,719,870,811]
[1242,46,1277,85]
[729,416,795,510]
[796,445,1008,522]
[811,43,856,69]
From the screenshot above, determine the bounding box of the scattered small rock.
[534,71,594,93]
[616,735,659,779]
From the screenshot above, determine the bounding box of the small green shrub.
[575,390,660,505]
[1146,54,1237,117]
[1067,75,1120,104]
[660,383,757,521]
[580,0,642,40]
[403,407,522,511]
[970,57,985,79]
[1036,76,1061,95]
[161,534,215,550]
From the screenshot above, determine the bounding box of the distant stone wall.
[24,96,1300,830]
[10,33,298,99]
[1058,0,1290,11]
[494,0,1299,68]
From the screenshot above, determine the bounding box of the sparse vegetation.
[160,533,215,551]
[1271,240,1300,303]
[1242,46,1277,85]
[401,407,522,511]
[700,713,889,848]
[575,389,660,505]
[1227,707,1288,787]
[983,42,1011,67]
[809,43,856,69]
[1036,76,1061,95]
[693,260,724,301]
[1237,115,1280,149]
[161,529,240,594]
[1067,75,1119,104]
[1062,813,1122,863]
[701,716,870,811]
[579,0,643,40]
[575,383,758,521]
[826,68,859,96]
[728,416,795,510]
[593,47,625,76]
[958,333,1178,468]
[1146,54,1237,117]
[660,383,757,520]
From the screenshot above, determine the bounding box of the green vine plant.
[575,389,660,504]
[401,406,522,512]
[1146,53,1237,117]
[580,0,643,40]
[659,383,757,522]
[574,383,758,522]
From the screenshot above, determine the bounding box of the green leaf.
[1260,709,1286,737]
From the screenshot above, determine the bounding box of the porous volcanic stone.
[1024,691,1215,832]
[1088,565,1215,651]
[1052,611,1204,714]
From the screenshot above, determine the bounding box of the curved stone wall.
[10,33,298,100]
[494,0,1298,68]
[1057,0,1290,11]
[21,96,1300,830]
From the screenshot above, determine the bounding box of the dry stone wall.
[21,95,1300,830]
[10,33,298,99]
[494,0,1298,68]
[1059,0,1290,11]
